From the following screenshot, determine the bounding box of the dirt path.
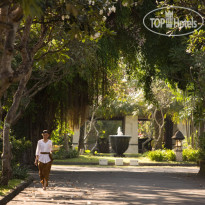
[7,165,205,205]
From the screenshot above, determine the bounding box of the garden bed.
[0,179,22,196]
[53,153,197,166]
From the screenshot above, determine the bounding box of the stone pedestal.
[130,159,139,166]
[175,150,183,162]
[72,127,80,149]
[99,159,108,165]
[115,158,123,166]
[124,116,138,154]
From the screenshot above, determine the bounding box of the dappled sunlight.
[1,2,205,204]
[7,165,205,205]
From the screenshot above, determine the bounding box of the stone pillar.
[124,116,138,154]
[72,127,80,149]
[175,150,183,162]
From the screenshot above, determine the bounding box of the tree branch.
[153,108,165,149]
[31,22,48,57]
[84,105,98,141]
[12,67,66,124]
[18,16,32,60]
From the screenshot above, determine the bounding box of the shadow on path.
[8,166,205,205]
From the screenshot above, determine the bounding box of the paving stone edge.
[0,176,34,205]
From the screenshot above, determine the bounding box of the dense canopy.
[0,0,205,185]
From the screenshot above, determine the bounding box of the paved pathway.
[8,165,205,205]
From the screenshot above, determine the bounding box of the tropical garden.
[0,0,205,192]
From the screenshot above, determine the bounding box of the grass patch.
[54,154,115,164]
[53,152,197,165]
[0,179,22,196]
[54,153,155,164]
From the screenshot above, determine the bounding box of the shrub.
[164,149,176,161]
[12,164,28,180]
[148,150,164,161]
[148,148,199,162]
[148,149,176,161]
[183,148,199,162]
[67,149,79,158]
[11,136,31,163]
[53,148,79,159]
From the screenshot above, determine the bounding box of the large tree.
[0,0,121,185]
[134,0,205,173]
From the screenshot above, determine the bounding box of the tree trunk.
[0,99,2,121]
[198,120,205,175]
[198,160,205,176]
[0,122,12,185]
[164,115,173,149]
[0,6,23,99]
[185,120,190,145]
[199,121,205,140]
[64,133,69,151]
[153,109,165,150]
[90,121,99,153]
[0,74,30,185]
[0,98,2,136]
[78,124,85,152]
[190,113,194,148]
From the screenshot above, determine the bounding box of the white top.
[35,139,52,163]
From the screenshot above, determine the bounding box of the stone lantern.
[172,130,185,161]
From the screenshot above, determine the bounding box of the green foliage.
[132,0,204,120]
[183,148,199,162]
[11,137,31,163]
[6,0,204,169]
[51,126,73,146]
[96,121,122,138]
[21,0,43,17]
[148,150,164,161]
[53,148,79,159]
[148,149,176,161]
[85,150,91,154]
[164,149,176,161]
[138,121,153,138]
[148,148,200,162]
[0,179,22,196]
[12,164,28,180]
[141,151,149,157]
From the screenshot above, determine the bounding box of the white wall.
[124,116,138,154]
[72,127,80,149]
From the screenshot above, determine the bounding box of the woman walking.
[35,130,53,190]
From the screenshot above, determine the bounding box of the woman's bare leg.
[43,179,47,190]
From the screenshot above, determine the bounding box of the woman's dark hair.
[42,130,49,134]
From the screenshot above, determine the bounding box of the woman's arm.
[35,155,39,166]
[35,141,40,166]
[50,140,53,153]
